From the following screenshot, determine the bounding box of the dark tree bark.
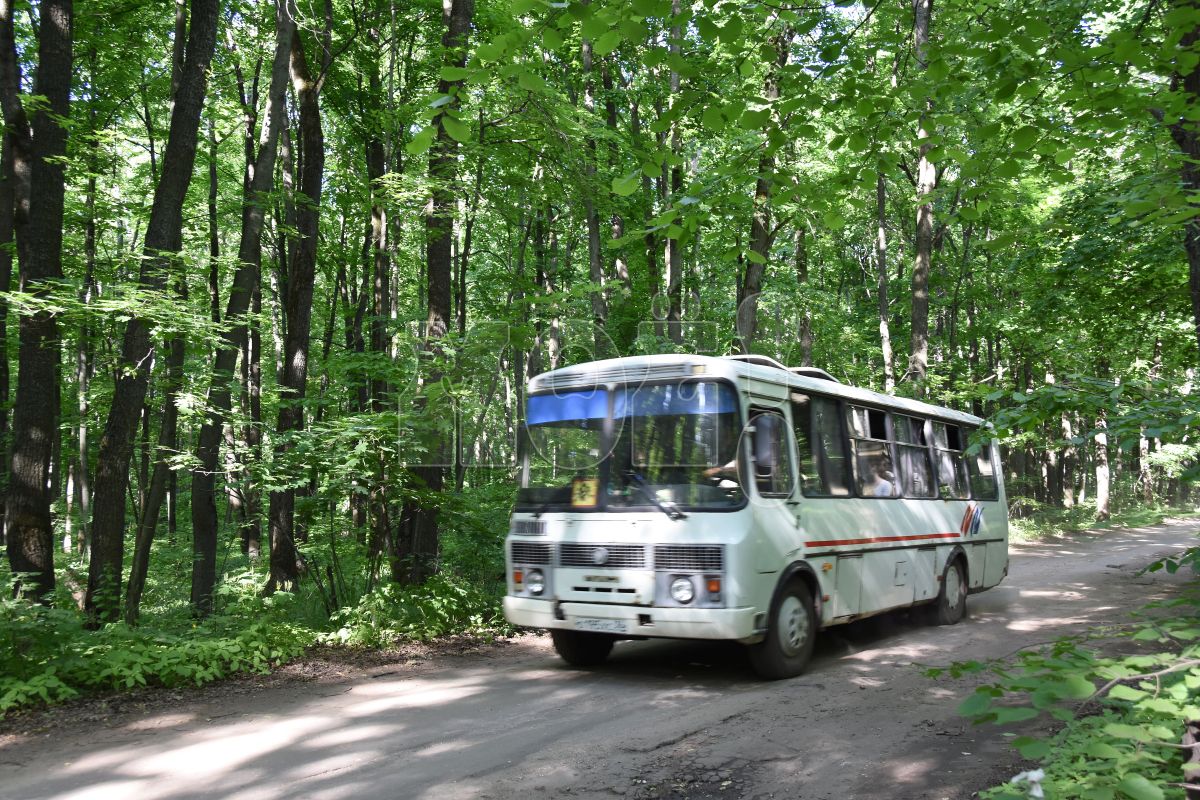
[0,133,13,551]
[794,227,812,367]
[0,0,72,602]
[580,19,609,356]
[190,0,292,611]
[394,0,473,585]
[1169,0,1200,365]
[737,24,792,349]
[876,174,895,392]
[267,20,328,593]
[665,0,683,344]
[909,0,935,396]
[86,0,218,622]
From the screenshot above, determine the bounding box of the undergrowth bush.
[325,573,514,647]
[938,579,1200,799]
[0,594,313,714]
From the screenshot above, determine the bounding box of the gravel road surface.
[2,520,1197,800]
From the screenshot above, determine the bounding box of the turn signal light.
[706,578,721,595]
[513,569,524,585]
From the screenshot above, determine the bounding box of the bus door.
[745,405,800,573]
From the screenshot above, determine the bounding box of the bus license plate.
[573,617,628,634]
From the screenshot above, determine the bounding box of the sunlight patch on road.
[1007,615,1087,632]
[344,683,486,716]
[413,739,475,758]
[302,723,395,749]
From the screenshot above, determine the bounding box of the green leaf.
[441,114,471,143]
[1116,775,1163,800]
[542,28,564,50]
[993,706,1038,724]
[1107,685,1148,702]
[1060,674,1095,699]
[594,31,622,56]
[958,691,993,717]
[1011,125,1039,150]
[701,106,726,132]
[511,0,541,13]
[612,173,640,197]
[518,71,548,92]
[440,66,472,82]
[821,210,844,230]
[1103,723,1150,742]
[406,126,435,154]
[1013,736,1050,759]
[738,109,770,129]
[745,249,766,265]
[1085,741,1122,759]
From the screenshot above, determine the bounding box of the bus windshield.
[518,381,744,512]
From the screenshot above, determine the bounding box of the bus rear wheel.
[931,558,967,626]
[748,581,816,680]
[551,630,615,667]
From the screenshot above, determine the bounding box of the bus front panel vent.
[654,545,724,572]
[510,542,553,565]
[559,543,647,569]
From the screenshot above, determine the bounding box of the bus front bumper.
[504,596,759,642]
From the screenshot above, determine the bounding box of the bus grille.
[510,542,552,564]
[559,543,646,568]
[654,545,723,572]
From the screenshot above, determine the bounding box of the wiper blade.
[624,470,688,521]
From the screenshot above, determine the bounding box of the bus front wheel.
[748,581,817,680]
[551,630,614,667]
[932,558,968,626]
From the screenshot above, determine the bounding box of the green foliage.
[936,593,1200,800]
[325,574,514,648]
[0,591,312,715]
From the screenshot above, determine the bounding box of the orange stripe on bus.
[805,532,961,547]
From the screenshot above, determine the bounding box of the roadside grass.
[0,486,516,718]
[941,542,1200,799]
[1009,502,1200,544]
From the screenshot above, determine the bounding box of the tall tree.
[394,0,473,585]
[0,0,73,601]
[266,15,329,592]
[908,0,935,395]
[190,0,292,613]
[85,0,219,622]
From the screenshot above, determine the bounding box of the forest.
[0,0,1198,743]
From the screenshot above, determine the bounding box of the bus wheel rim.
[778,595,808,655]
[945,566,962,610]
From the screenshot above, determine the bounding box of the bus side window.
[847,405,896,498]
[895,415,935,498]
[793,394,850,497]
[750,410,795,497]
[933,421,970,499]
[969,434,1000,500]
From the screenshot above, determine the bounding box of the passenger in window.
[869,460,896,497]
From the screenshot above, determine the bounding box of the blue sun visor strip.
[527,389,610,425]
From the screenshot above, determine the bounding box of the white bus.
[503,354,1008,679]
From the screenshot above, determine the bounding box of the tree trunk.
[665,0,683,344]
[737,24,791,349]
[1170,1,1200,365]
[190,0,290,613]
[0,0,72,602]
[876,173,895,393]
[580,23,608,357]
[1095,413,1111,521]
[909,0,935,396]
[87,0,218,622]
[0,133,13,551]
[395,0,473,585]
[267,20,328,592]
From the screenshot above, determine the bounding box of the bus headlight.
[526,569,545,596]
[669,576,695,604]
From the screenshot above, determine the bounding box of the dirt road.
[2,520,1197,800]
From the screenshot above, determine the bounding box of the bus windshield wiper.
[624,470,688,521]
